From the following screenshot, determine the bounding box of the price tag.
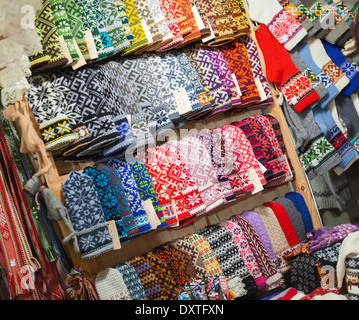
[107,220,121,250]
[231,74,242,96]
[191,6,205,30]
[172,87,192,115]
[142,199,161,229]
[247,167,264,195]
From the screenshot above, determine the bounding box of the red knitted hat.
[255,24,319,113]
[263,201,300,247]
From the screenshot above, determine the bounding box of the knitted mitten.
[62,171,114,259]
[95,268,132,300]
[113,263,147,300]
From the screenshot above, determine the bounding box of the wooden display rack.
[19,11,323,280]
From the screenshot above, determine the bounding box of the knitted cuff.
[279,0,314,32]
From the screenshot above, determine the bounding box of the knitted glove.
[247,0,307,50]
[255,24,319,113]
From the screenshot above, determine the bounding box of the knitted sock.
[307,37,350,93]
[290,0,325,37]
[296,42,340,108]
[284,192,314,233]
[107,158,152,234]
[94,163,139,237]
[278,0,314,32]
[247,0,307,50]
[335,93,359,152]
[289,49,329,104]
[282,99,341,179]
[255,24,319,113]
[113,263,147,300]
[312,104,356,168]
[62,171,114,259]
[322,40,359,96]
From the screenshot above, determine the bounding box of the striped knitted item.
[345,256,359,300]
[196,225,258,299]
[221,220,267,291]
[264,201,301,247]
[232,213,284,287]
[113,263,147,300]
[183,233,223,276]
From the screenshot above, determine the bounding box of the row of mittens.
[60,114,295,259]
[91,191,319,300]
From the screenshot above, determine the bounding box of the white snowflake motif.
[186,192,201,207]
